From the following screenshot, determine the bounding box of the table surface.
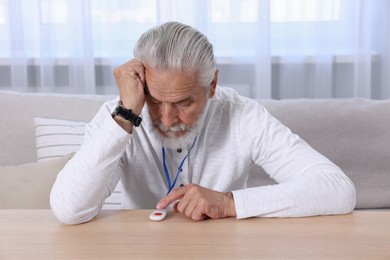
[0,209,389,259]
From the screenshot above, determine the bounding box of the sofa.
[1,90,389,210]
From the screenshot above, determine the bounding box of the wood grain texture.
[0,210,389,259]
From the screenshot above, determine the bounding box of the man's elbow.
[50,194,96,225]
[334,176,357,214]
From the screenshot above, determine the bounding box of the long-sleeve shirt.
[50,87,356,224]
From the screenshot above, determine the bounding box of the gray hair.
[133,21,216,87]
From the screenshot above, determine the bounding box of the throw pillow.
[0,153,74,209]
[33,117,122,209]
[33,117,86,161]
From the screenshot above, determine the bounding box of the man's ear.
[208,70,219,98]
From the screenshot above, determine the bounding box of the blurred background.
[0,0,389,99]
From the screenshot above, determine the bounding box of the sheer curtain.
[0,0,389,99]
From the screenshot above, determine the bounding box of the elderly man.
[50,22,356,224]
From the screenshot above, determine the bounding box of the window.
[211,0,341,23]
[0,0,386,99]
[91,0,156,24]
[0,0,5,24]
[271,0,341,22]
[41,0,68,24]
[0,0,349,59]
[208,0,350,57]
[211,0,258,23]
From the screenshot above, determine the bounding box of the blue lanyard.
[162,135,197,194]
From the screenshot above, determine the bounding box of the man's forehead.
[145,66,201,99]
[146,84,202,102]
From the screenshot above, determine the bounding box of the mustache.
[152,121,190,132]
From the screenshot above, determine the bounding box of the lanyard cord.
[162,135,198,195]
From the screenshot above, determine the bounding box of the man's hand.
[112,59,146,132]
[113,59,146,115]
[156,184,237,221]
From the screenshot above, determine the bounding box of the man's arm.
[51,59,147,224]
[233,102,356,218]
[50,102,130,224]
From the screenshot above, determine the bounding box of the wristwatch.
[111,101,142,127]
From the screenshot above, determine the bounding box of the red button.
[154,213,163,216]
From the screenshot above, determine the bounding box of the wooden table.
[0,210,389,259]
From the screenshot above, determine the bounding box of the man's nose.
[160,103,178,127]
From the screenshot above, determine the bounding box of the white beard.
[143,100,209,150]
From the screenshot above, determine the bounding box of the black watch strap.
[112,101,142,127]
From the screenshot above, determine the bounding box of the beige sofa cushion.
[0,153,74,209]
[0,91,112,166]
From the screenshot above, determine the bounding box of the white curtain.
[0,0,389,99]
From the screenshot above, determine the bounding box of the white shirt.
[50,87,356,224]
